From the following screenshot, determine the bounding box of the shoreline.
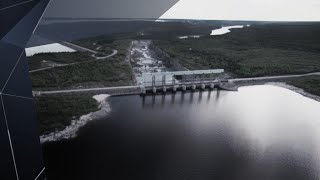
[40,94,111,144]
[39,79,320,144]
[267,82,320,102]
[233,80,320,102]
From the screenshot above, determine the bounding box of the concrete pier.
[218,82,238,91]
[182,85,187,92]
[141,87,146,95]
[201,84,206,90]
[210,83,215,89]
[172,85,177,92]
[191,84,196,91]
[153,87,157,94]
[163,87,167,93]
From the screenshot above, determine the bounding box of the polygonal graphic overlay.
[159,0,320,21]
[2,0,50,48]
[0,0,181,179]
[2,95,44,180]
[0,96,17,180]
[45,0,180,19]
[0,0,33,9]
[0,0,50,180]
[0,42,24,90]
[2,53,33,98]
[0,0,37,39]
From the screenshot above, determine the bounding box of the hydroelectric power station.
[139,69,235,94]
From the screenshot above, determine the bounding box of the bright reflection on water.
[44,85,320,180]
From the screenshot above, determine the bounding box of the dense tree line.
[35,94,98,135]
[287,76,320,96]
[154,23,320,78]
[30,56,134,90]
[27,52,94,70]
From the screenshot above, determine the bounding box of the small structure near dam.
[140,69,235,94]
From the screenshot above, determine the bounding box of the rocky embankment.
[40,94,111,143]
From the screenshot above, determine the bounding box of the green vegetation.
[286,76,320,96]
[30,56,134,90]
[28,37,135,134]
[154,23,320,78]
[29,39,134,90]
[35,94,98,135]
[28,52,94,70]
[29,22,320,136]
[73,36,132,56]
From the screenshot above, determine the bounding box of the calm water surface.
[43,85,320,180]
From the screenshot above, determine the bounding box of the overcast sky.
[160,0,320,21]
[44,0,179,19]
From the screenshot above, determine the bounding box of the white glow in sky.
[160,0,320,21]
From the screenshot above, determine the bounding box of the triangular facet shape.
[0,0,32,9]
[0,0,37,39]
[2,0,50,48]
[2,52,33,98]
[0,42,24,90]
[0,95,17,180]
[2,95,44,180]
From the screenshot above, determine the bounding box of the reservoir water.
[43,85,320,180]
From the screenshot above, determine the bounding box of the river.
[43,85,320,180]
[131,40,170,85]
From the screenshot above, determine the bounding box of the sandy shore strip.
[40,94,111,144]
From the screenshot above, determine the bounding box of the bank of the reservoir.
[38,77,320,144]
[43,85,320,180]
[39,94,111,143]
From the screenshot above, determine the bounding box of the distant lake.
[211,25,250,35]
[43,85,320,180]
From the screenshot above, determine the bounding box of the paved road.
[93,49,118,60]
[230,72,320,82]
[34,72,320,95]
[34,86,139,95]
[29,49,118,73]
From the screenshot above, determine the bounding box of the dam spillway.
[139,69,235,94]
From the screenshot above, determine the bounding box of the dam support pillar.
[152,75,156,87]
[182,85,187,92]
[210,83,215,89]
[162,75,167,93]
[152,75,156,94]
[162,75,166,87]
[172,85,177,92]
[201,84,206,90]
[141,87,146,95]
[192,84,196,91]
[163,87,167,93]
